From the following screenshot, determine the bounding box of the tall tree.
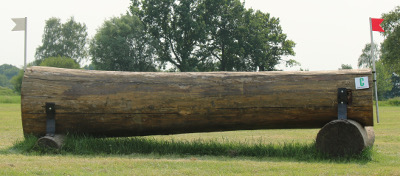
[0,64,20,89]
[130,0,296,72]
[90,14,158,71]
[241,9,295,71]
[0,74,10,88]
[358,43,379,68]
[358,44,395,99]
[375,60,393,99]
[380,6,400,75]
[132,0,207,72]
[358,43,393,99]
[0,64,20,80]
[10,70,23,95]
[386,73,400,98]
[35,17,88,64]
[200,0,245,71]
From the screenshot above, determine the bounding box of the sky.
[0,0,398,71]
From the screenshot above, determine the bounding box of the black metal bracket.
[337,88,347,120]
[45,102,56,137]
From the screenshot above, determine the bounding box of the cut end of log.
[316,120,375,156]
[36,134,65,149]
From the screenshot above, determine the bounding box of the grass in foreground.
[1,103,399,175]
[8,133,373,163]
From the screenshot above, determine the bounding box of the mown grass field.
[0,100,399,175]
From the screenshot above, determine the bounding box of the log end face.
[36,135,65,149]
[316,120,374,156]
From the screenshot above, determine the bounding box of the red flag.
[371,18,384,32]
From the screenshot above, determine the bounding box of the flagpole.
[24,17,27,71]
[369,17,380,123]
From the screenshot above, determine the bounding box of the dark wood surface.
[316,120,374,156]
[36,134,65,149]
[21,66,373,137]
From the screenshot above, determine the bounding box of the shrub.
[0,96,20,104]
[388,97,400,106]
[40,57,80,69]
[0,86,17,96]
[10,70,24,95]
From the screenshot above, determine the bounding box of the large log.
[21,66,373,137]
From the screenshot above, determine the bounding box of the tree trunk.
[220,43,226,71]
[21,66,373,137]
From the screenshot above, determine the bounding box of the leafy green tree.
[0,64,20,80]
[375,60,392,99]
[200,0,245,71]
[39,57,80,69]
[35,17,88,65]
[386,74,400,98]
[358,43,394,99]
[90,14,158,71]
[11,70,24,95]
[83,64,95,70]
[380,6,400,75]
[0,74,11,88]
[358,43,379,68]
[339,64,353,70]
[241,9,296,71]
[131,0,296,72]
[0,64,20,89]
[132,0,207,72]
[0,86,18,96]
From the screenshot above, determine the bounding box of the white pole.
[24,17,27,71]
[369,17,380,123]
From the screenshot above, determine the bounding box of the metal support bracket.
[45,102,56,137]
[337,88,348,120]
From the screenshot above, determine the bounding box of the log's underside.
[21,67,373,137]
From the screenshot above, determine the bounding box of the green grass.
[0,95,21,104]
[0,103,399,175]
[11,134,373,162]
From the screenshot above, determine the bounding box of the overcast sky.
[0,0,398,71]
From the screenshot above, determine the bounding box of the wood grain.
[316,120,374,156]
[21,66,373,137]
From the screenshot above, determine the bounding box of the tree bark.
[21,66,373,137]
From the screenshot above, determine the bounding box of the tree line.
[34,0,297,72]
[357,6,400,99]
[5,3,400,98]
[0,64,20,90]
